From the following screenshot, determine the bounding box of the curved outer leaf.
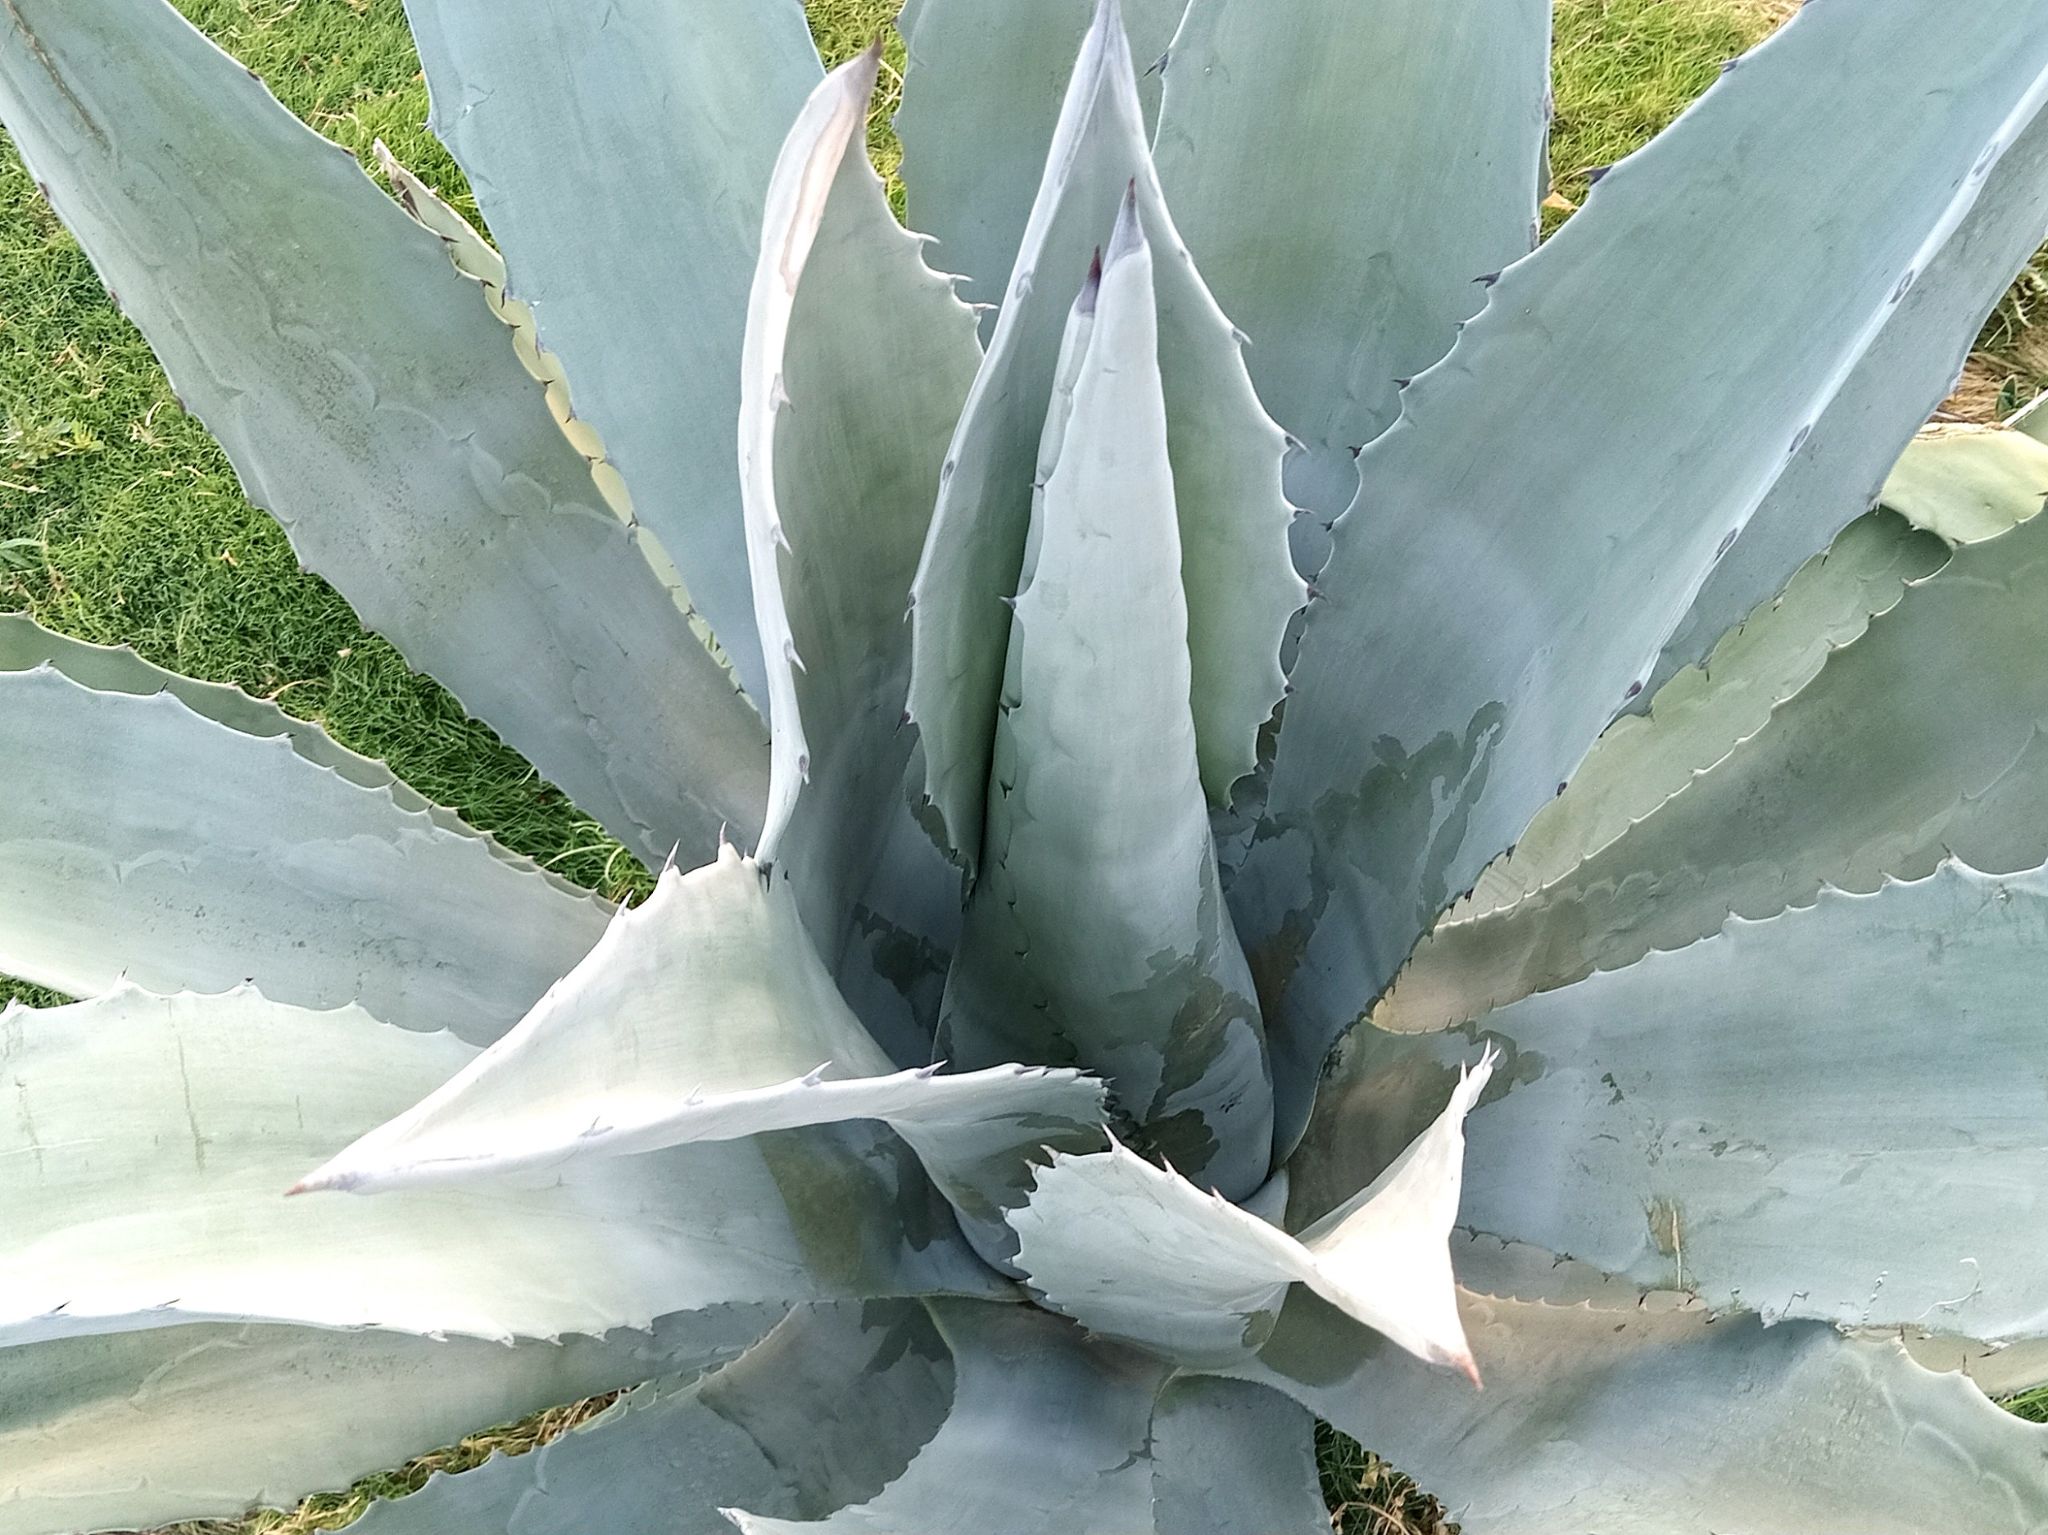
[0,0,768,869]
[1154,0,1550,519]
[1647,99,2048,698]
[1239,1273,2048,1535]
[1009,1054,1490,1379]
[0,986,1001,1350]
[1147,1376,1328,1535]
[295,848,1106,1241]
[1383,431,2048,1031]
[907,0,1300,862]
[736,48,981,1067]
[742,49,882,861]
[895,0,1186,313]
[737,54,983,1072]
[1237,0,2048,1157]
[1314,863,2048,1346]
[726,1300,1166,1535]
[0,1311,776,1535]
[345,1302,955,1535]
[938,204,1273,1203]
[399,0,824,714]
[0,631,605,1043]
[1380,505,1948,1029]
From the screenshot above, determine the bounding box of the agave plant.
[7,0,2048,1529]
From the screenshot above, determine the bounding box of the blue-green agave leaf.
[1382,427,2048,1033]
[938,201,1273,1204]
[896,0,1187,314]
[737,48,982,1065]
[725,1300,1164,1535]
[742,49,884,865]
[1313,862,2048,1345]
[400,0,827,711]
[1009,1053,1492,1379]
[1238,1246,2048,1535]
[1237,2,2048,1156]
[0,985,1000,1351]
[1648,98,2048,698]
[0,618,607,1043]
[1154,0,1550,519]
[372,141,651,537]
[0,0,768,869]
[294,847,1106,1240]
[344,1302,954,1535]
[906,0,1300,863]
[1147,1376,1328,1535]
[0,1311,776,1535]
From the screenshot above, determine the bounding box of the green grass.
[2010,1384,2048,1425]
[0,0,641,976]
[2,1,2041,1532]
[1546,0,1790,227]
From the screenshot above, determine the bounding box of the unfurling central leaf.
[937,190,1276,1205]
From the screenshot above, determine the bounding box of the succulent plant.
[6,0,2048,1531]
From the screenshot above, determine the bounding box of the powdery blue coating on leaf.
[726,1300,1165,1535]
[1155,0,1550,520]
[1235,0,2048,1157]
[0,1311,777,1535]
[1237,1273,2048,1535]
[296,848,1105,1248]
[1319,863,2048,1345]
[0,633,607,1044]
[1147,1376,1329,1535]
[905,0,1299,866]
[373,141,643,526]
[0,0,769,870]
[1378,505,1949,1032]
[1383,439,2048,1035]
[344,1303,954,1535]
[0,985,1001,1351]
[896,0,1188,315]
[938,208,1274,1204]
[738,53,984,1063]
[1647,98,2048,699]
[1009,1053,1490,1379]
[742,50,883,867]
[401,0,828,714]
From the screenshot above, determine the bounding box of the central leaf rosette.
[296,8,1491,1390]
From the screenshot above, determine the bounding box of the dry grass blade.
[1318,1423,1459,1535]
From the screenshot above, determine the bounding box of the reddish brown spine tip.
[1105,184,1145,265]
[1077,246,1104,315]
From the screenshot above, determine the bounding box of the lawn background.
[1,2,2043,1531]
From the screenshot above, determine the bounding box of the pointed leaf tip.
[1077,246,1105,315]
[1105,181,1145,265]
[1010,1059,1492,1375]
